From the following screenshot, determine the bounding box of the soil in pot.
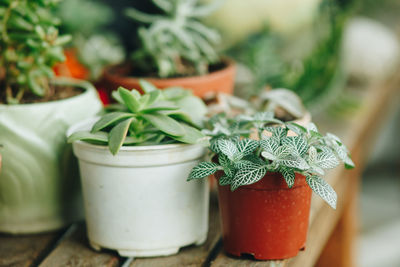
[0,82,83,104]
[102,58,236,99]
[216,171,312,260]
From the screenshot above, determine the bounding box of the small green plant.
[68,80,207,155]
[0,0,70,104]
[188,113,354,209]
[126,0,221,78]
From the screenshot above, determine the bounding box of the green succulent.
[126,0,222,78]
[188,113,355,209]
[0,0,70,104]
[68,80,208,155]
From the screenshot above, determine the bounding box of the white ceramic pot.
[0,78,102,234]
[69,119,209,257]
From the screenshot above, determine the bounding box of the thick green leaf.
[188,162,220,180]
[141,113,185,137]
[174,95,207,127]
[109,118,133,155]
[147,90,161,106]
[162,87,190,100]
[172,123,205,144]
[118,87,141,112]
[139,79,158,93]
[306,175,337,209]
[91,112,135,133]
[140,101,179,113]
[68,131,108,144]
[231,162,266,191]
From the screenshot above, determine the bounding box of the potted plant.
[103,0,235,99]
[188,112,355,260]
[68,80,209,257]
[0,1,102,234]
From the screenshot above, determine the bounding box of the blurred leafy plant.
[57,0,124,80]
[125,0,222,78]
[0,0,70,104]
[68,80,208,155]
[230,0,351,107]
[188,113,354,209]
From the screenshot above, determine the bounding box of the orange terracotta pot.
[102,59,236,99]
[216,171,312,260]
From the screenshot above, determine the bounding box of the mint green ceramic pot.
[0,78,102,234]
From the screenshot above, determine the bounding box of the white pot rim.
[68,117,206,167]
[0,77,96,109]
[67,117,202,152]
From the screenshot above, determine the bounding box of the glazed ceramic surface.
[0,78,102,234]
[69,119,209,257]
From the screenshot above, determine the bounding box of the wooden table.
[1,72,399,267]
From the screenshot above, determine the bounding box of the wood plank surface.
[129,190,221,267]
[39,223,121,267]
[0,231,62,267]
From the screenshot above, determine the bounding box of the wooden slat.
[39,223,120,267]
[129,189,221,267]
[0,231,62,267]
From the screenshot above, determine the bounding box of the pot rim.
[0,77,97,108]
[103,57,235,83]
[67,117,202,152]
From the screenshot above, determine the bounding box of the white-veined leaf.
[260,138,279,154]
[237,139,259,155]
[188,162,220,180]
[308,146,317,162]
[306,175,337,209]
[261,151,276,161]
[280,167,295,188]
[218,139,240,161]
[282,136,308,156]
[218,154,230,167]
[219,175,232,186]
[231,163,267,191]
[286,122,307,135]
[278,154,309,170]
[315,151,340,169]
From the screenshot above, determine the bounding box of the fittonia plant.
[188,113,355,209]
[68,80,207,155]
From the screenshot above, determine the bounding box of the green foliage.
[125,0,221,78]
[57,0,125,80]
[0,0,70,104]
[188,114,355,209]
[68,80,207,155]
[229,1,351,107]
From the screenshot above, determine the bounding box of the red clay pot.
[102,59,236,99]
[216,171,312,260]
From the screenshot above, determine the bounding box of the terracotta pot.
[102,59,236,99]
[216,171,312,260]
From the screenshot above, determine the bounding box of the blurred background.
[53,0,400,266]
